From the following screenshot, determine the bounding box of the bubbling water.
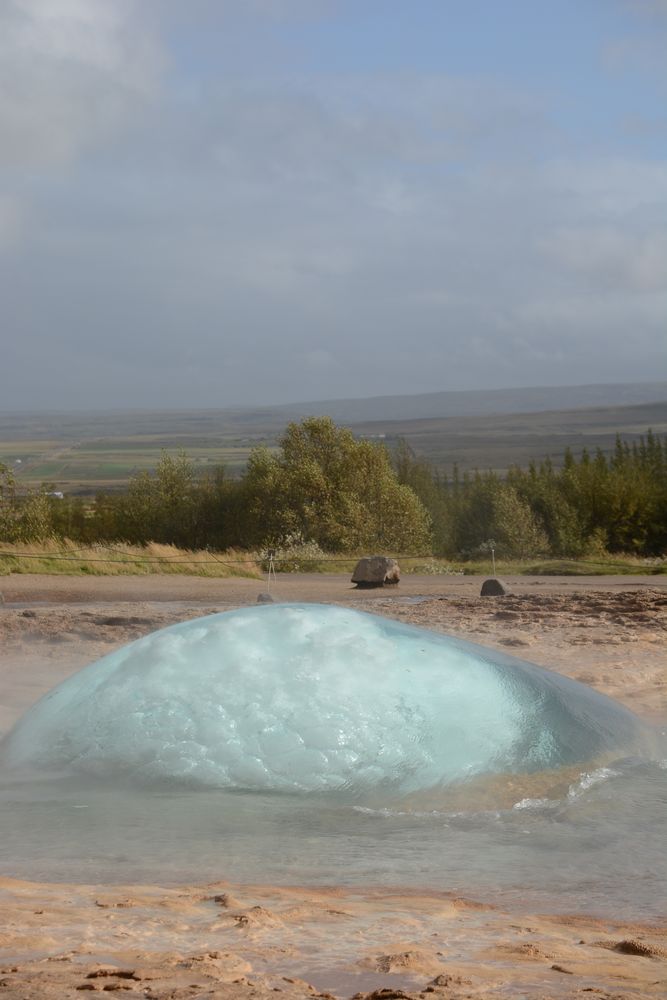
[1,604,648,796]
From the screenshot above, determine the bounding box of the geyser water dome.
[2,604,646,794]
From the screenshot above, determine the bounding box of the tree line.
[1,417,666,560]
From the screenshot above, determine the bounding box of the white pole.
[267,551,276,592]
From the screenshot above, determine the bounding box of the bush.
[261,532,329,572]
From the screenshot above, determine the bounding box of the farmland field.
[1,439,262,491]
[2,392,666,493]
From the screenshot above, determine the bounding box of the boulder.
[256,592,274,604]
[480,577,510,596]
[351,556,400,588]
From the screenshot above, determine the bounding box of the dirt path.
[2,570,666,605]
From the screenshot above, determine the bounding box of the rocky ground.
[1,877,666,1000]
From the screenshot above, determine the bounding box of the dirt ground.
[1,573,666,999]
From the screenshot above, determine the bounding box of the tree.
[507,463,587,557]
[118,452,205,547]
[491,484,548,558]
[238,417,432,553]
[0,464,53,543]
[0,462,18,541]
[393,440,453,555]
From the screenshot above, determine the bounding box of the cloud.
[0,196,24,251]
[541,157,667,215]
[303,349,338,371]
[621,0,667,18]
[0,3,665,407]
[0,0,162,169]
[540,226,667,292]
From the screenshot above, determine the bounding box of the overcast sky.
[2,0,666,410]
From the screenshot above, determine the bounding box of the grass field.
[0,541,663,578]
[2,439,270,491]
[0,540,262,578]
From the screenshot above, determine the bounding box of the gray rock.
[351,556,400,588]
[256,592,275,604]
[480,577,510,596]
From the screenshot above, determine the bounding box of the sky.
[1,0,666,410]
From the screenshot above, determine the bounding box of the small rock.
[257,592,274,604]
[480,577,510,596]
[20,609,37,618]
[611,939,664,957]
[210,892,240,908]
[352,556,400,588]
[358,991,410,1000]
[86,968,139,980]
[370,950,441,974]
[94,616,153,627]
[591,937,666,957]
[429,974,472,988]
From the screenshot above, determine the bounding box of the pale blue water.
[0,758,665,918]
[1,604,649,788]
[0,605,664,919]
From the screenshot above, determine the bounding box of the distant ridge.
[349,400,667,473]
[2,385,666,489]
[2,382,666,430]
[271,382,667,424]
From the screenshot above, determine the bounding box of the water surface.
[1,755,665,920]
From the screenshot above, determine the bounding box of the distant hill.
[2,383,667,490]
[272,381,667,424]
[2,382,667,440]
[349,400,667,473]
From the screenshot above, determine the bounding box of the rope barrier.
[0,548,431,566]
[0,550,259,566]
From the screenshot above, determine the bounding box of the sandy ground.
[1,573,666,999]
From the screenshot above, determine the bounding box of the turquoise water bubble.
[2,604,646,792]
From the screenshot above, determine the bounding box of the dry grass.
[0,540,663,578]
[0,539,262,578]
[454,555,667,576]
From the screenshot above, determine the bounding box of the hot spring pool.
[1,604,664,918]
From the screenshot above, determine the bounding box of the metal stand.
[266,549,277,592]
